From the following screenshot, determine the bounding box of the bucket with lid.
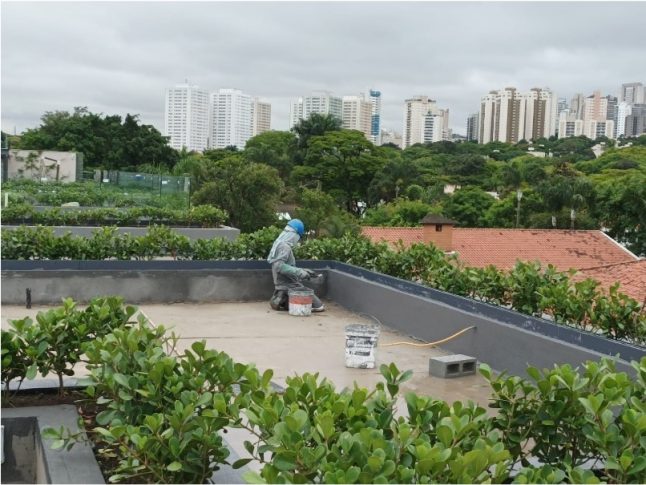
[344,324,380,368]
[288,289,314,316]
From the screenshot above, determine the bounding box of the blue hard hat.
[287,218,305,236]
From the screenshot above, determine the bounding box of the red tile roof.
[574,260,646,303]
[361,226,638,272]
[361,227,425,247]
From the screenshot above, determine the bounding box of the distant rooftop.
[362,226,638,272]
[574,259,646,303]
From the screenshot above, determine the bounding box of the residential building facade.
[251,98,272,137]
[342,95,373,140]
[209,88,253,149]
[624,104,646,137]
[478,87,556,143]
[289,91,343,127]
[466,113,479,142]
[164,83,209,152]
[369,89,382,145]
[402,96,449,147]
[620,82,645,105]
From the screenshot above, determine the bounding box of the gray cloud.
[2,1,645,136]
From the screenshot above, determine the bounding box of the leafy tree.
[291,113,343,163]
[484,189,546,228]
[593,173,646,256]
[538,175,595,218]
[443,187,497,227]
[192,155,283,232]
[244,131,297,180]
[17,107,178,169]
[366,154,418,204]
[362,198,435,226]
[446,153,487,185]
[294,130,385,214]
[294,188,345,237]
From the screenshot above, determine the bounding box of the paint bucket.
[288,289,314,316]
[345,324,380,368]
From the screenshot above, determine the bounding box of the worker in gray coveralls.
[267,219,325,312]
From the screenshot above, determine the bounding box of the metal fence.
[89,170,191,194]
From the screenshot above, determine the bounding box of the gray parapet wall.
[1,260,643,377]
[2,225,241,241]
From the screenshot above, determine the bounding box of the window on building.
[436,224,443,232]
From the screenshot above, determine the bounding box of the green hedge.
[1,204,227,228]
[3,299,644,483]
[1,226,644,345]
[1,179,187,208]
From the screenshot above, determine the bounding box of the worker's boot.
[270,290,288,311]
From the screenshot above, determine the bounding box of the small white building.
[7,150,83,182]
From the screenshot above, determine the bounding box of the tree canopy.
[14,107,178,169]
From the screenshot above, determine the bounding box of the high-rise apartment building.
[478,87,556,143]
[251,98,271,137]
[615,102,632,138]
[402,96,442,148]
[423,113,445,143]
[466,113,479,142]
[624,104,646,137]
[558,110,584,139]
[289,92,343,127]
[342,95,373,140]
[583,120,615,140]
[164,83,209,152]
[209,88,253,149]
[570,93,586,120]
[620,83,645,105]
[369,90,382,145]
[557,98,568,118]
[522,88,558,141]
[583,90,607,122]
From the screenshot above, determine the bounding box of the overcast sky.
[2,1,645,137]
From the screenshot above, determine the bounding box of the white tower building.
[164,83,209,152]
[251,98,272,137]
[342,95,373,140]
[209,88,253,149]
[402,96,437,148]
[289,91,343,127]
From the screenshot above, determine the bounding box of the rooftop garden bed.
[2,298,645,483]
[1,204,227,228]
[2,226,644,346]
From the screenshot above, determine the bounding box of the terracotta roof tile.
[574,259,646,303]
[361,226,638,272]
[361,227,425,247]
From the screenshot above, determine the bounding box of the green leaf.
[51,439,65,450]
[274,452,297,471]
[232,458,253,469]
[166,461,182,471]
[242,471,266,484]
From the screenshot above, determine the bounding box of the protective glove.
[297,268,311,280]
[304,269,319,278]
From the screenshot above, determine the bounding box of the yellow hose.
[380,325,476,348]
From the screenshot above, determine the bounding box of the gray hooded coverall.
[267,226,323,311]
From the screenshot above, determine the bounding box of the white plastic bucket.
[288,289,313,316]
[345,324,380,368]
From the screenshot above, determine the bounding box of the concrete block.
[429,354,477,378]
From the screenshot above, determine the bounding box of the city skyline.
[2,2,645,137]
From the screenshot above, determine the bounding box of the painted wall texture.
[7,150,82,182]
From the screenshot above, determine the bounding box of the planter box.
[2,405,104,484]
[1,225,240,241]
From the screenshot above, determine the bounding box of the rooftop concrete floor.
[2,301,495,481]
[2,301,493,407]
